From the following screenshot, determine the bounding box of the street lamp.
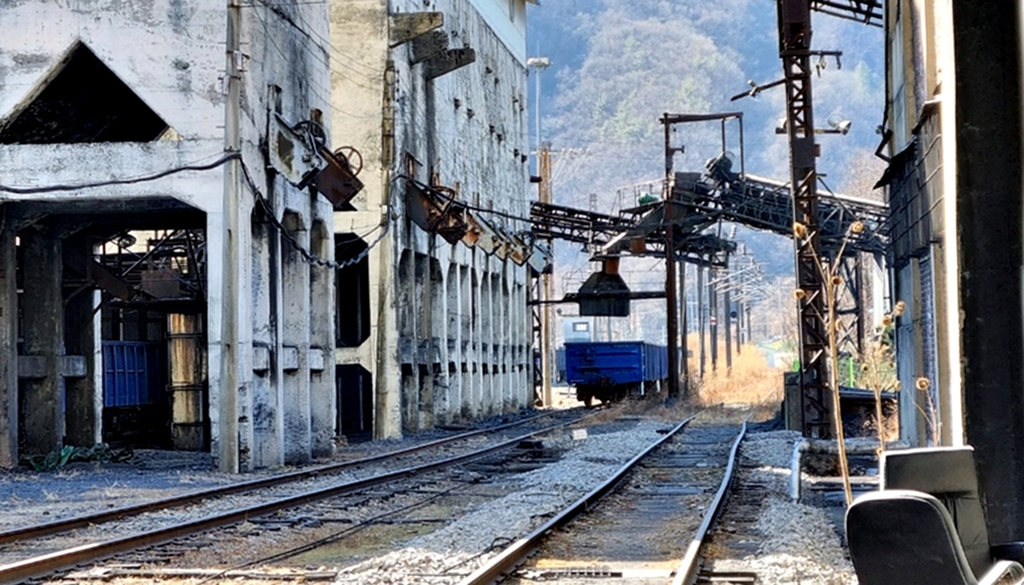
[776,114,852,135]
[527,57,551,149]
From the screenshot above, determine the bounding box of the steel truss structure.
[778,0,883,437]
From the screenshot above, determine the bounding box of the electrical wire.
[0,153,239,194]
[240,159,389,269]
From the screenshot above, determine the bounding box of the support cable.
[0,154,240,194]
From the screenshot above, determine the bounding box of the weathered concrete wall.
[0,0,336,470]
[330,0,532,439]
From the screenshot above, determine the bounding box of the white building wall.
[331,0,532,439]
[0,0,336,470]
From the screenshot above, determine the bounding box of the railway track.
[0,408,595,584]
[460,414,748,585]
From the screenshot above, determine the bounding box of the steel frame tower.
[777,0,882,438]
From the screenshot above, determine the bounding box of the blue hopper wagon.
[563,341,668,406]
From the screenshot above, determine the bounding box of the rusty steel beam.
[810,0,883,26]
[663,118,680,400]
[779,0,831,438]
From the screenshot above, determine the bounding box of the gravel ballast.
[707,428,859,585]
[7,408,868,585]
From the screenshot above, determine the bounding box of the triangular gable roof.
[0,41,169,144]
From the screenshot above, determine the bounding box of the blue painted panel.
[564,341,667,386]
[102,341,162,407]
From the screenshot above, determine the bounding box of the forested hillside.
[526,0,886,287]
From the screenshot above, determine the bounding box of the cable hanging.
[240,160,389,270]
[0,153,240,194]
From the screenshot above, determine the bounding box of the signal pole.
[219,0,242,472]
[538,143,554,406]
[778,0,831,438]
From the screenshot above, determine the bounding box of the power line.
[247,0,384,83]
[240,159,389,269]
[0,153,239,194]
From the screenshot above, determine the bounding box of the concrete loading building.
[0,0,537,471]
[0,0,341,472]
[330,0,537,441]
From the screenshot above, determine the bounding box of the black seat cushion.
[847,490,978,585]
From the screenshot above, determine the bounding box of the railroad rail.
[0,408,596,584]
[458,416,748,585]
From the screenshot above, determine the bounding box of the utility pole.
[538,143,554,407]
[710,269,718,373]
[698,262,706,380]
[735,298,743,353]
[724,274,732,373]
[662,116,680,400]
[219,0,242,472]
[679,258,688,396]
[779,0,831,438]
[746,304,753,344]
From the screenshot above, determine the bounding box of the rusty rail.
[0,408,590,547]
[0,411,596,584]
[458,412,718,585]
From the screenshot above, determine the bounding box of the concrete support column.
[250,218,284,467]
[63,236,101,447]
[498,273,509,411]
[443,263,459,424]
[429,257,447,425]
[20,227,64,455]
[309,220,335,457]
[417,253,433,429]
[281,212,311,463]
[372,229,402,440]
[0,225,18,467]
[398,250,417,434]
[460,265,473,418]
[481,267,493,415]
[954,0,1024,543]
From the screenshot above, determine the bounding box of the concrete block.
[308,348,325,372]
[17,356,45,379]
[282,346,299,371]
[60,356,87,378]
[16,355,85,378]
[252,346,271,373]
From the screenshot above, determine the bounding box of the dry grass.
[687,337,784,421]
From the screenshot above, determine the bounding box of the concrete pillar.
[250,218,284,467]
[63,236,101,447]
[445,263,459,422]
[499,273,509,411]
[512,281,524,408]
[281,212,311,463]
[417,253,433,429]
[309,220,335,457]
[20,227,64,455]
[398,250,417,434]
[460,265,472,419]
[490,272,501,414]
[0,225,18,467]
[481,267,493,415]
[431,257,449,425]
[953,1,1024,543]
[468,268,482,418]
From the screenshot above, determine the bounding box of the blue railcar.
[563,341,668,405]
